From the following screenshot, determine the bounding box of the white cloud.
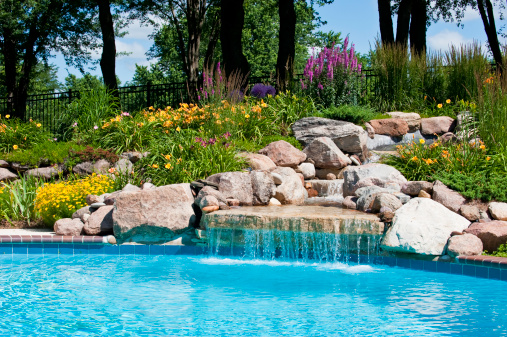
[123,19,157,40]
[116,41,147,59]
[461,8,481,22]
[428,30,473,51]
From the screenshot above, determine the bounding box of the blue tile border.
[0,242,506,282]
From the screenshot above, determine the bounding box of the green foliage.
[320,105,376,124]
[0,117,51,153]
[488,243,507,257]
[234,135,302,153]
[141,129,246,186]
[0,175,45,224]
[1,141,85,167]
[63,73,105,92]
[264,91,317,135]
[56,86,120,141]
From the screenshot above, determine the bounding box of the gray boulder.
[488,202,507,221]
[84,205,114,235]
[446,233,483,258]
[272,167,305,205]
[302,137,351,169]
[371,193,403,213]
[207,172,254,205]
[343,163,407,197]
[250,170,276,206]
[401,181,433,197]
[113,183,196,244]
[115,158,133,174]
[54,218,84,236]
[195,186,228,209]
[432,180,466,213]
[296,162,316,180]
[381,198,471,255]
[25,166,63,180]
[292,117,368,156]
[0,168,18,182]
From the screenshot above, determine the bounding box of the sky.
[53,1,506,85]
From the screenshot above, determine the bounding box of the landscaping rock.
[195,187,227,210]
[72,206,95,222]
[86,195,103,205]
[401,181,433,197]
[297,173,305,185]
[418,190,431,198]
[342,196,357,209]
[258,140,306,167]
[268,198,282,206]
[371,193,403,213]
[0,168,18,182]
[0,160,8,168]
[364,122,375,139]
[25,166,62,180]
[54,218,84,236]
[89,202,106,209]
[113,183,196,244]
[393,192,411,204]
[326,173,336,180]
[207,172,254,205]
[464,221,507,253]
[115,158,133,174]
[302,137,351,169]
[488,202,507,221]
[250,170,275,206]
[202,205,220,213]
[93,159,110,174]
[368,118,409,137]
[296,162,315,179]
[84,205,114,235]
[238,152,276,171]
[381,198,471,255]
[272,167,305,205]
[122,183,141,193]
[142,183,156,190]
[307,180,343,197]
[446,233,483,258]
[342,163,407,197]
[227,199,240,207]
[121,151,145,163]
[421,116,456,135]
[440,132,457,143]
[104,191,121,205]
[350,155,361,166]
[315,168,344,180]
[72,162,94,175]
[432,180,466,213]
[11,163,30,172]
[271,172,283,185]
[460,205,481,222]
[292,117,368,157]
[386,111,421,132]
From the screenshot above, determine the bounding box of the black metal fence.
[0,71,376,135]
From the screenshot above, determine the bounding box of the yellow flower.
[164,154,172,160]
[152,164,159,169]
[12,145,18,150]
[486,156,491,161]
[176,126,181,132]
[245,114,250,119]
[446,99,451,104]
[411,156,418,161]
[437,103,443,109]
[165,163,172,169]
[36,123,41,128]
[419,139,425,144]
[480,145,486,150]
[5,115,10,119]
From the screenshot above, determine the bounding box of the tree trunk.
[220,0,249,82]
[203,10,220,71]
[186,0,206,101]
[97,0,118,97]
[1,26,17,116]
[276,0,296,92]
[377,0,394,45]
[477,0,503,73]
[410,0,427,56]
[396,0,411,47]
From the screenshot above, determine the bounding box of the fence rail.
[0,71,376,135]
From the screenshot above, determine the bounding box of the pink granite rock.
[464,221,507,253]
[258,140,306,167]
[368,118,409,137]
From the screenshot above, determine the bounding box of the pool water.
[0,255,506,336]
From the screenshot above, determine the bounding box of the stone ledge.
[456,255,507,270]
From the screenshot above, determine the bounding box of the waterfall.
[207,218,382,264]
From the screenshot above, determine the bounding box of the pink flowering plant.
[198,63,246,105]
[301,37,363,108]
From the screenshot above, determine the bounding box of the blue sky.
[53,1,505,85]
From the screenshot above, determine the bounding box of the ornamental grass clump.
[35,174,115,226]
[301,37,363,108]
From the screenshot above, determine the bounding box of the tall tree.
[0,0,97,119]
[97,0,118,94]
[220,0,250,81]
[378,0,394,45]
[410,0,427,54]
[277,0,296,91]
[477,0,503,72]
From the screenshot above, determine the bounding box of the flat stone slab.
[201,205,383,235]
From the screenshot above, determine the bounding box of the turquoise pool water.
[0,255,505,336]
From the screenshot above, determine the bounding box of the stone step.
[306,179,343,197]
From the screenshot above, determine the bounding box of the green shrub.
[1,141,85,167]
[0,175,45,224]
[264,91,317,135]
[488,243,507,257]
[321,105,377,124]
[433,171,507,202]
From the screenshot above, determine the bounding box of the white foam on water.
[197,257,378,274]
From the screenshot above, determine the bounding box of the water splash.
[207,219,382,265]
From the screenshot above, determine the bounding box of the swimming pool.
[0,254,505,336]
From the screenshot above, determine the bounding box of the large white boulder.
[272,167,306,205]
[342,163,407,197]
[381,198,471,255]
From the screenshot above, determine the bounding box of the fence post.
[147,81,152,108]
